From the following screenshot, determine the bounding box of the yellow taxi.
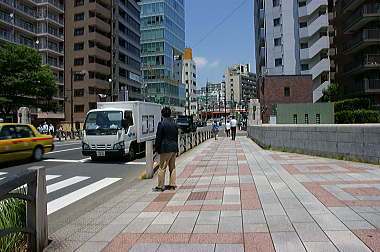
[0,123,54,163]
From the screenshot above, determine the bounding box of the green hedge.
[334,98,370,112]
[335,110,380,124]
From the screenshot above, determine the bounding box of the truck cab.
[82,102,161,161]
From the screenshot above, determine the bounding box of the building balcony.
[344,54,380,74]
[34,0,64,13]
[38,44,64,56]
[343,3,380,34]
[345,79,380,95]
[299,14,329,38]
[343,29,380,54]
[342,0,366,15]
[89,1,111,19]
[0,1,37,20]
[88,31,111,47]
[298,0,328,18]
[300,36,329,60]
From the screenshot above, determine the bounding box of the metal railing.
[344,3,380,31]
[0,167,48,252]
[345,54,380,72]
[33,0,64,11]
[344,29,380,51]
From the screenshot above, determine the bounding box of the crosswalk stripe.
[0,172,8,176]
[46,175,61,181]
[125,162,145,165]
[47,176,90,193]
[47,177,122,215]
[46,147,81,155]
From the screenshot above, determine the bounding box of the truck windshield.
[84,111,122,135]
[177,117,190,126]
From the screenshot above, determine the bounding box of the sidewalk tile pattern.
[45,136,380,251]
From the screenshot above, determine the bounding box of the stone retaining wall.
[247,124,380,164]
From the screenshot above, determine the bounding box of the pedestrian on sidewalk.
[225,120,231,137]
[153,107,179,192]
[212,120,219,140]
[49,124,55,136]
[230,116,237,140]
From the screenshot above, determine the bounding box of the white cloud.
[194,57,208,68]
[209,60,220,68]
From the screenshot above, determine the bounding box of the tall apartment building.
[65,0,142,126]
[254,0,330,102]
[201,82,224,112]
[182,47,197,115]
[332,0,380,107]
[224,64,256,108]
[0,0,65,122]
[140,0,186,113]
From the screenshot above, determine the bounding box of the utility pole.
[224,82,227,125]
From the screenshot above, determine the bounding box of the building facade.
[254,0,330,102]
[0,0,65,121]
[224,64,256,109]
[182,47,197,115]
[332,0,380,108]
[140,0,186,113]
[258,75,313,123]
[64,0,142,126]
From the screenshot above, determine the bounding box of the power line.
[193,0,249,49]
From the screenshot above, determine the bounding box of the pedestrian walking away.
[225,120,231,137]
[230,116,237,140]
[212,120,219,140]
[153,107,179,192]
[49,124,55,136]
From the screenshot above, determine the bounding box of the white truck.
[82,101,161,161]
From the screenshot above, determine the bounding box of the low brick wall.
[247,124,380,164]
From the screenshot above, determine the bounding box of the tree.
[0,44,58,120]
[322,83,340,102]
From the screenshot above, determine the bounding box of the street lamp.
[70,68,86,136]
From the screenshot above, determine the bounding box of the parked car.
[0,123,54,163]
[177,115,197,133]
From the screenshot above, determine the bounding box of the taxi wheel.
[33,146,44,161]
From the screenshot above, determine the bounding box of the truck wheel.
[33,146,44,161]
[128,145,136,161]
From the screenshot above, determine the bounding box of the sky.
[184,0,256,88]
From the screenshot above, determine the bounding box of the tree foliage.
[0,44,58,119]
[322,83,340,102]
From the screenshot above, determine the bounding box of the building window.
[316,114,321,124]
[273,18,281,26]
[275,58,282,67]
[301,64,309,71]
[284,87,290,97]
[300,42,308,49]
[74,27,84,36]
[74,73,85,81]
[293,114,297,124]
[273,0,280,7]
[74,89,84,97]
[305,114,309,124]
[74,57,84,66]
[74,105,85,113]
[74,42,84,50]
[274,37,281,46]
[299,1,306,7]
[74,0,84,6]
[299,22,307,28]
[74,13,84,21]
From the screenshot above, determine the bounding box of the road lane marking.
[44,159,81,163]
[125,162,146,165]
[47,176,90,193]
[46,175,62,181]
[79,158,91,163]
[46,147,81,155]
[47,177,122,215]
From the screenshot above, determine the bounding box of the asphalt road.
[0,140,148,233]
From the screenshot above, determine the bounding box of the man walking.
[153,107,179,192]
[225,120,231,137]
[230,116,237,140]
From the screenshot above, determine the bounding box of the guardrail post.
[145,140,154,179]
[27,166,48,252]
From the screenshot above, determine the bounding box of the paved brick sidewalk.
[46,136,380,251]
